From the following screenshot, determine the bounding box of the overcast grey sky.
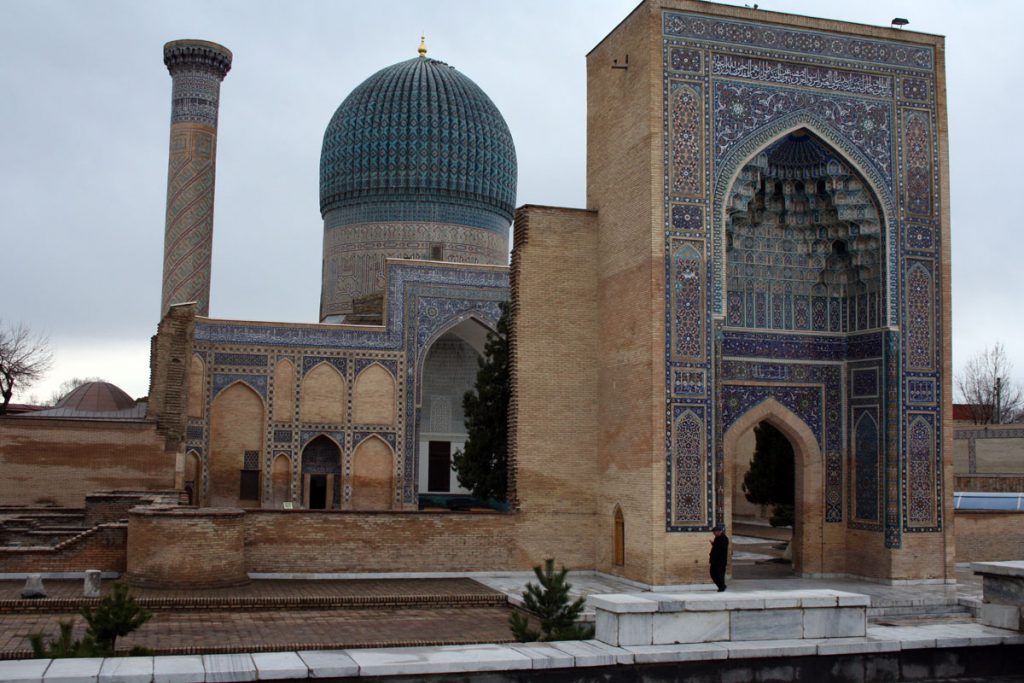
[1,0,1019,402]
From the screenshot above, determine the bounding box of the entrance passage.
[732,420,795,579]
[308,475,327,510]
[301,435,342,510]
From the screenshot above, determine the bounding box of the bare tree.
[955,342,1023,424]
[0,321,54,415]
[47,376,106,406]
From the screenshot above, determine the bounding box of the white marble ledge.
[42,659,104,683]
[816,637,901,656]
[625,643,729,664]
[296,651,358,678]
[587,594,659,613]
[248,653,307,681]
[0,660,51,683]
[971,561,1024,577]
[200,656,253,683]
[546,641,617,668]
[152,656,204,683]
[580,640,634,665]
[347,644,532,677]
[723,638,821,659]
[97,657,152,683]
[507,643,576,670]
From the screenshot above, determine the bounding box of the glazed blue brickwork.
[662,10,943,538]
[320,57,517,232]
[212,373,267,400]
[191,262,508,507]
[213,352,267,367]
[302,356,347,376]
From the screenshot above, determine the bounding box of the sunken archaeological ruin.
[0,0,955,588]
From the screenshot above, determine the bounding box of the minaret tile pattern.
[160,40,232,318]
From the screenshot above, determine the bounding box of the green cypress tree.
[741,421,795,527]
[452,303,509,502]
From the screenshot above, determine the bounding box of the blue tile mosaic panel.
[662,9,943,536]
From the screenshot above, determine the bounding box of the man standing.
[709,524,729,592]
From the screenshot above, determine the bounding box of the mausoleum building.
[1,0,954,587]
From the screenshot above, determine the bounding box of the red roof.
[4,403,49,414]
[953,403,992,422]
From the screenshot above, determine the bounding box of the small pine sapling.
[509,559,595,642]
[79,582,152,656]
[29,621,82,658]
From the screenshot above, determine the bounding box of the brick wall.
[0,419,175,507]
[955,475,1024,492]
[0,524,127,573]
[245,510,515,573]
[955,511,1024,563]
[127,507,247,588]
[510,206,600,573]
[147,303,196,452]
[84,491,181,526]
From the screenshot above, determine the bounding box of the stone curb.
[2,627,1022,682]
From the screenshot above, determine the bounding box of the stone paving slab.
[3,621,1024,683]
[624,642,729,664]
[346,644,531,677]
[507,643,575,669]
[152,656,203,683]
[200,655,253,683]
[41,658,103,683]
[97,657,152,683]
[0,660,49,683]
[296,651,358,678]
[248,653,305,680]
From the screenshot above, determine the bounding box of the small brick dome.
[55,381,135,412]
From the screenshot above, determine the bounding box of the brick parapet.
[127,506,248,589]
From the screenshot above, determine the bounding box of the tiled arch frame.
[403,303,503,505]
[712,114,897,326]
[721,397,824,576]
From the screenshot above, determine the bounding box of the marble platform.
[592,589,869,647]
[972,560,1024,631]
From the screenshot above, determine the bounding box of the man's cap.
[712,524,724,531]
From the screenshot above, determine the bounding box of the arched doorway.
[417,317,491,503]
[723,399,824,576]
[731,421,795,577]
[301,435,341,510]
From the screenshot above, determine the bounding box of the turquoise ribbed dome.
[320,56,517,232]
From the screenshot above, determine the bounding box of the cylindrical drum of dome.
[319,51,517,322]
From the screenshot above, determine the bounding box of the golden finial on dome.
[418,34,427,57]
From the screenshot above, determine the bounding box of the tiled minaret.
[160,40,232,317]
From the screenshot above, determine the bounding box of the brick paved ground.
[0,578,516,659]
[0,577,499,601]
[0,606,516,659]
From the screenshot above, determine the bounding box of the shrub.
[509,559,594,642]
